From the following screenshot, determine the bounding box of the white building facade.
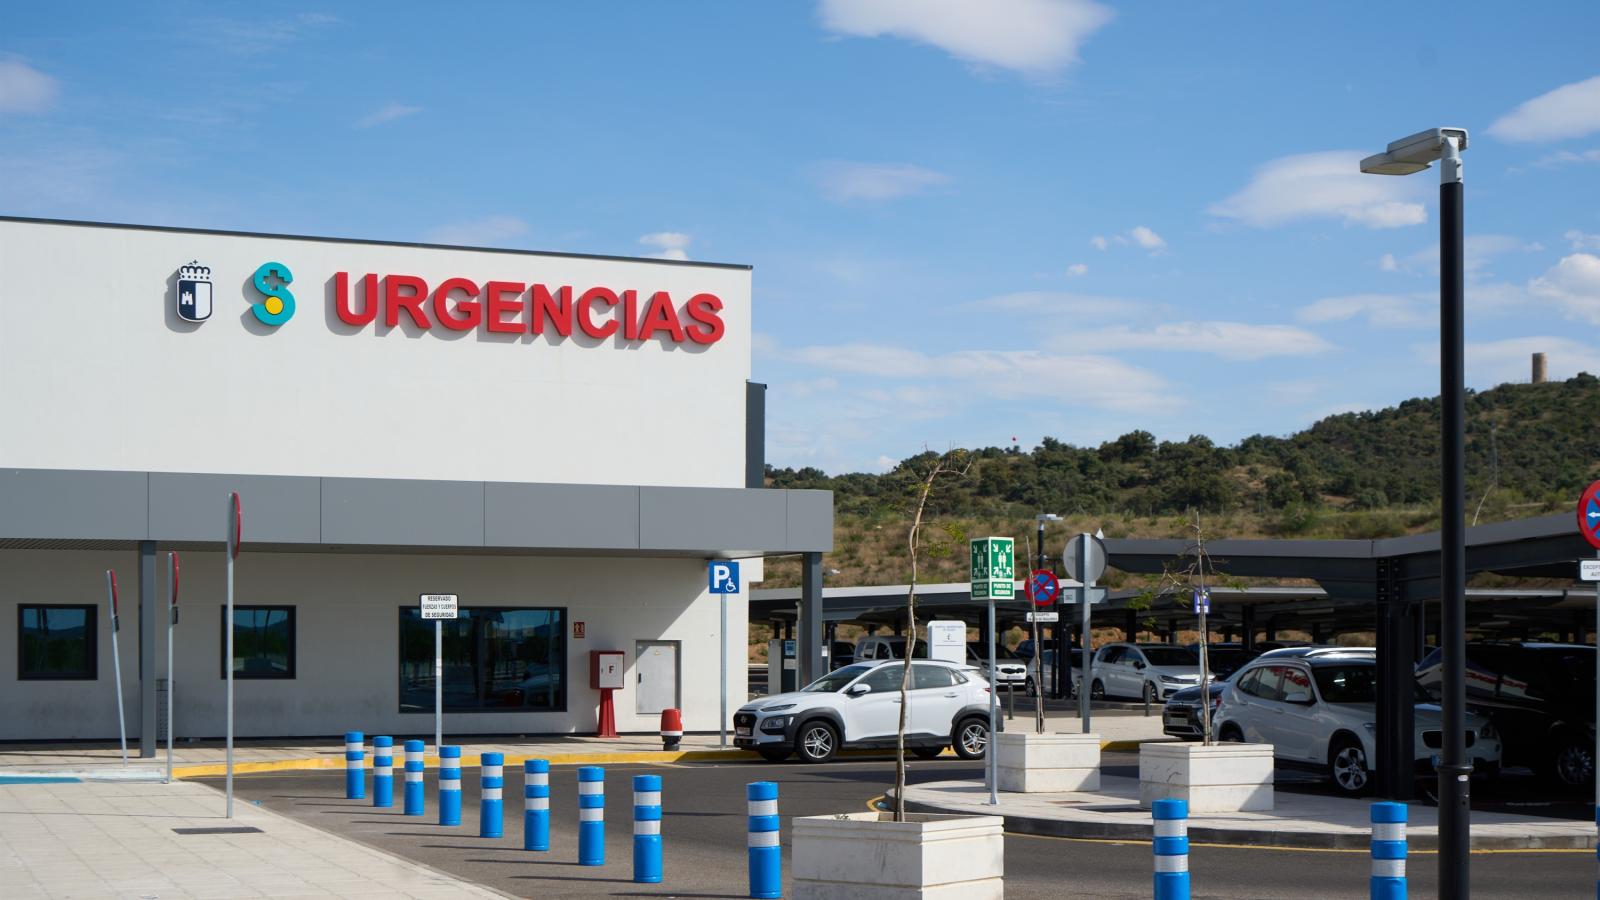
[0,217,831,747]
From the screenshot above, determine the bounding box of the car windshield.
[968,643,1018,659]
[1312,664,1377,704]
[802,664,871,692]
[879,639,930,659]
[1141,647,1198,667]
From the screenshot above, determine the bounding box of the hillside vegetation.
[760,374,1600,589]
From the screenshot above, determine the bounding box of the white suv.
[1214,650,1502,795]
[732,660,995,763]
[1080,643,1207,703]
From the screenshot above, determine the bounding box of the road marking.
[1005,832,1593,855]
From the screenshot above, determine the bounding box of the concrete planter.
[1139,741,1274,812]
[995,731,1100,793]
[792,811,1004,900]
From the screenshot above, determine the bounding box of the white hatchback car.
[732,660,995,763]
[1080,642,1208,703]
[1213,650,1502,795]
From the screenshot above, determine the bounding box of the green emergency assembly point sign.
[969,537,1016,600]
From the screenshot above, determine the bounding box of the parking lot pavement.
[199,755,1595,899]
[0,778,510,899]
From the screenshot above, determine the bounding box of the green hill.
[759,374,1600,589]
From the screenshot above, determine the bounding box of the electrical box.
[591,650,625,690]
[927,620,967,665]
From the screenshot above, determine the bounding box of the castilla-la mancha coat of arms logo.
[176,261,213,322]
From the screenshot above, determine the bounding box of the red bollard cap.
[660,708,683,736]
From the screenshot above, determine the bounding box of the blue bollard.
[633,774,663,883]
[403,740,425,815]
[344,731,365,800]
[1371,801,1407,900]
[439,746,462,826]
[578,766,605,866]
[372,736,394,808]
[1153,798,1190,900]
[480,752,504,838]
[524,759,550,851]
[747,781,780,899]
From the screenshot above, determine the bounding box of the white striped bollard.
[1371,801,1406,900]
[439,745,462,826]
[1153,797,1189,900]
[480,752,504,838]
[633,774,663,883]
[747,781,780,899]
[344,731,365,800]
[403,740,425,815]
[372,736,394,808]
[578,766,605,866]
[524,759,550,851]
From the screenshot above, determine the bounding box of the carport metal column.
[138,540,157,758]
[1373,558,1415,801]
[798,553,825,686]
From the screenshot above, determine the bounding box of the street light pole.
[1361,127,1469,899]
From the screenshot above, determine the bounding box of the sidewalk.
[0,778,510,899]
[0,712,1171,780]
[901,775,1597,850]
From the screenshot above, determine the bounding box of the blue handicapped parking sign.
[708,560,741,594]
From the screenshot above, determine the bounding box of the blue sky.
[5,2,1600,474]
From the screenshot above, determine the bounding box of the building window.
[221,606,296,679]
[19,605,97,680]
[399,607,566,713]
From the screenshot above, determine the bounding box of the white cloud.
[1449,336,1600,385]
[874,455,898,472]
[1384,234,1543,279]
[1530,148,1600,168]
[1090,226,1165,253]
[817,0,1114,76]
[1209,151,1427,229]
[639,231,692,261]
[0,58,59,114]
[1530,253,1600,324]
[811,161,950,202]
[355,102,422,128]
[1298,293,1431,329]
[184,12,338,55]
[1089,235,1108,250]
[1487,75,1600,143]
[967,290,1140,317]
[423,215,530,247]
[1066,263,1088,276]
[1567,230,1600,252]
[1129,225,1165,250]
[1378,253,1399,272]
[1068,321,1333,361]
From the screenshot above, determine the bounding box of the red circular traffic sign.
[1027,570,1059,608]
[1579,481,1600,549]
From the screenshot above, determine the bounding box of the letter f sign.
[708,561,740,595]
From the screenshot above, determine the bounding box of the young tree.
[893,447,972,821]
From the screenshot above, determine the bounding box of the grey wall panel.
[639,486,787,552]
[485,483,639,549]
[149,472,321,544]
[0,469,147,540]
[784,490,834,552]
[745,381,766,490]
[322,478,484,547]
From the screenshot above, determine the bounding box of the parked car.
[828,640,856,671]
[1214,649,1501,796]
[1164,647,1363,740]
[965,641,1028,690]
[1079,643,1206,703]
[732,659,996,763]
[1184,642,1261,678]
[1416,641,1596,787]
[853,635,929,662]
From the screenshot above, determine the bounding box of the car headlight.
[1479,722,1497,740]
[761,703,796,712]
[1160,675,1186,684]
[759,716,793,733]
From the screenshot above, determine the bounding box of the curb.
[896,791,1598,851]
[170,747,762,778]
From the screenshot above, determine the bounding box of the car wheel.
[1328,736,1371,796]
[1218,724,1244,743]
[1551,735,1596,787]
[758,747,790,763]
[953,717,989,760]
[912,746,944,760]
[1143,681,1159,704]
[796,721,838,764]
[1090,679,1106,700]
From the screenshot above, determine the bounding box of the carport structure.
[1106,512,1595,800]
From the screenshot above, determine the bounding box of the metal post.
[1436,134,1469,899]
[435,621,443,755]
[225,494,238,818]
[721,593,728,748]
[799,552,824,686]
[165,552,178,785]
[986,594,998,805]
[1034,519,1046,734]
[1078,534,1093,733]
[105,571,127,766]
[138,541,156,759]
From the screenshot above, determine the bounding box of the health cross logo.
[251,261,295,326]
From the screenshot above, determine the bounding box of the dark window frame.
[18,604,98,681]
[219,605,297,679]
[397,605,568,715]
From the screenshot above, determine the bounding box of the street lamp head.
[1036,513,1062,523]
[1359,127,1469,176]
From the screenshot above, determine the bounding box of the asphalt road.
[201,754,1593,899]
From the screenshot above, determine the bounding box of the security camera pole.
[1361,127,1469,898]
